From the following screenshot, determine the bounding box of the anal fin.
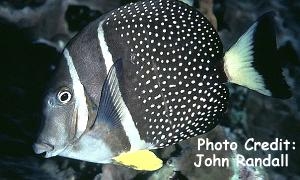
[112,150,163,171]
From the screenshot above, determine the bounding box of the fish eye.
[57,90,72,104]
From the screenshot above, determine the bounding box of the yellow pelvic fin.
[112,149,163,171]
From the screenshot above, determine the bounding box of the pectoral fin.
[97,59,124,128]
[112,150,163,171]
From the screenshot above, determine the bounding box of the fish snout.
[33,142,54,154]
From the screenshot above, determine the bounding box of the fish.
[33,0,291,171]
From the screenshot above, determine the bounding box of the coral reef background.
[0,0,299,179]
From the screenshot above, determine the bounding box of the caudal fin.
[224,12,291,99]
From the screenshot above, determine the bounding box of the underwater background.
[0,0,299,179]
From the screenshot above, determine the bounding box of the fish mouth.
[44,148,65,158]
[33,142,67,158]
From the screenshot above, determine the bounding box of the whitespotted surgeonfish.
[33,0,291,171]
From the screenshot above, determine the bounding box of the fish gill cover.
[0,0,299,179]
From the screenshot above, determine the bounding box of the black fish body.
[33,0,291,171]
[102,0,228,148]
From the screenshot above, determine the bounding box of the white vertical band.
[97,20,153,150]
[64,49,89,138]
[97,20,114,74]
